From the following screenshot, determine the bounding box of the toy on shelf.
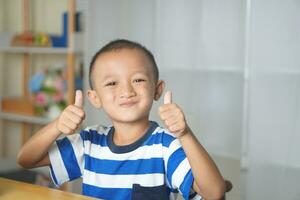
[8,11,82,48]
[50,12,82,48]
[11,32,52,47]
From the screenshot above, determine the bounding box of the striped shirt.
[48,121,202,200]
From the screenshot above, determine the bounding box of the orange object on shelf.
[11,32,52,47]
[1,98,35,116]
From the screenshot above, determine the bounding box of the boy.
[18,39,228,200]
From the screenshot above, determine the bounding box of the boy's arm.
[17,120,59,168]
[179,128,226,199]
[17,90,85,169]
[159,91,226,200]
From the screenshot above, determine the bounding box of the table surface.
[0,177,95,200]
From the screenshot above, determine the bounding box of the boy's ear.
[87,89,102,108]
[154,80,165,101]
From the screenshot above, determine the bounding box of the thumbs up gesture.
[158,91,189,138]
[55,90,85,135]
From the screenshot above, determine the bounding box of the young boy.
[17,39,228,200]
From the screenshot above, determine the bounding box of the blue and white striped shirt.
[49,121,202,200]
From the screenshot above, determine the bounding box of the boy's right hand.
[55,90,85,135]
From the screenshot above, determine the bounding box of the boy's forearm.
[17,119,62,168]
[179,128,226,199]
[18,93,86,168]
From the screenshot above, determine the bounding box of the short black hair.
[89,39,159,89]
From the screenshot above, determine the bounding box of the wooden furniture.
[0,0,83,191]
[0,177,95,200]
[0,0,81,145]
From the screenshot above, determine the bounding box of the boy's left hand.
[158,91,189,138]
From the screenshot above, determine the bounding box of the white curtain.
[84,0,300,199]
[242,0,300,199]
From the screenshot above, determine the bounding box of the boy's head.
[89,39,159,90]
[87,39,164,124]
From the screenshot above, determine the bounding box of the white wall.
[242,0,300,199]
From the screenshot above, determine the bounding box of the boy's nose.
[119,83,136,98]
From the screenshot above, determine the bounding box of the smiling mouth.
[120,101,138,108]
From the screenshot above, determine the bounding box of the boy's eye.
[133,79,146,83]
[105,81,117,86]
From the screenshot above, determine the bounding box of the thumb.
[164,91,172,104]
[74,90,83,108]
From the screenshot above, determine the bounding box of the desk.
[0,177,95,200]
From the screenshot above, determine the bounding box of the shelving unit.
[0,0,82,149]
[0,0,84,192]
[0,112,51,125]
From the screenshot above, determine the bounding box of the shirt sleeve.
[48,132,85,186]
[162,132,202,200]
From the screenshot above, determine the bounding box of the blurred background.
[0,0,299,199]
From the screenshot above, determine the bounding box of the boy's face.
[88,48,163,124]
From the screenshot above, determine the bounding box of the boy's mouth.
[119,100,138,108]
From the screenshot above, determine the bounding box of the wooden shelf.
[0,97,55,125]
[0,32,83,54]
[0,46,72,54]
[0,112,51,125]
